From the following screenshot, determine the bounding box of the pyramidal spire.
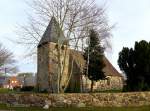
[38,17,67,47]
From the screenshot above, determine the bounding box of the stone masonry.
[0,92,150,107]
[37,17,124,93]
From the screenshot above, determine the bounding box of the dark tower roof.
[38,17,67,47]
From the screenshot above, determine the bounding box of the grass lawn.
[0,88,40,94]
[0,104,150,111]
[0,88,14,94]
[0,88,124,94]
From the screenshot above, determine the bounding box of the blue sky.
[0,0,150,73]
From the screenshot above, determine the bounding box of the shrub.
[21,86,34,91]
[13,86,21,91]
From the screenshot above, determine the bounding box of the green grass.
[0,88,25,94]
[0,88,40,94]
[0,104,45,111]
[0,104,150,111]
[0,88,123,94]
[0,88,15,93]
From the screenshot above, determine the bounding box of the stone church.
[37,17,123,93]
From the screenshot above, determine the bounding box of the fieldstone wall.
[0,92,150,108]
[82,76,123,92]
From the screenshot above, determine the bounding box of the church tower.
[37,17,70,93]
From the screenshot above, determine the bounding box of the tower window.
[55,44,58,49]
[61,45,65,50]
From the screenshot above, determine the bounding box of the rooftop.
[38,17,68,47]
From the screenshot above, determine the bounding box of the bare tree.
[17,0,111,51]
[0,43,18,74]
[16,0,112,93]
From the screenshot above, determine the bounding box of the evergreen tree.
[84,29,106,92]
[118,40,150,91]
